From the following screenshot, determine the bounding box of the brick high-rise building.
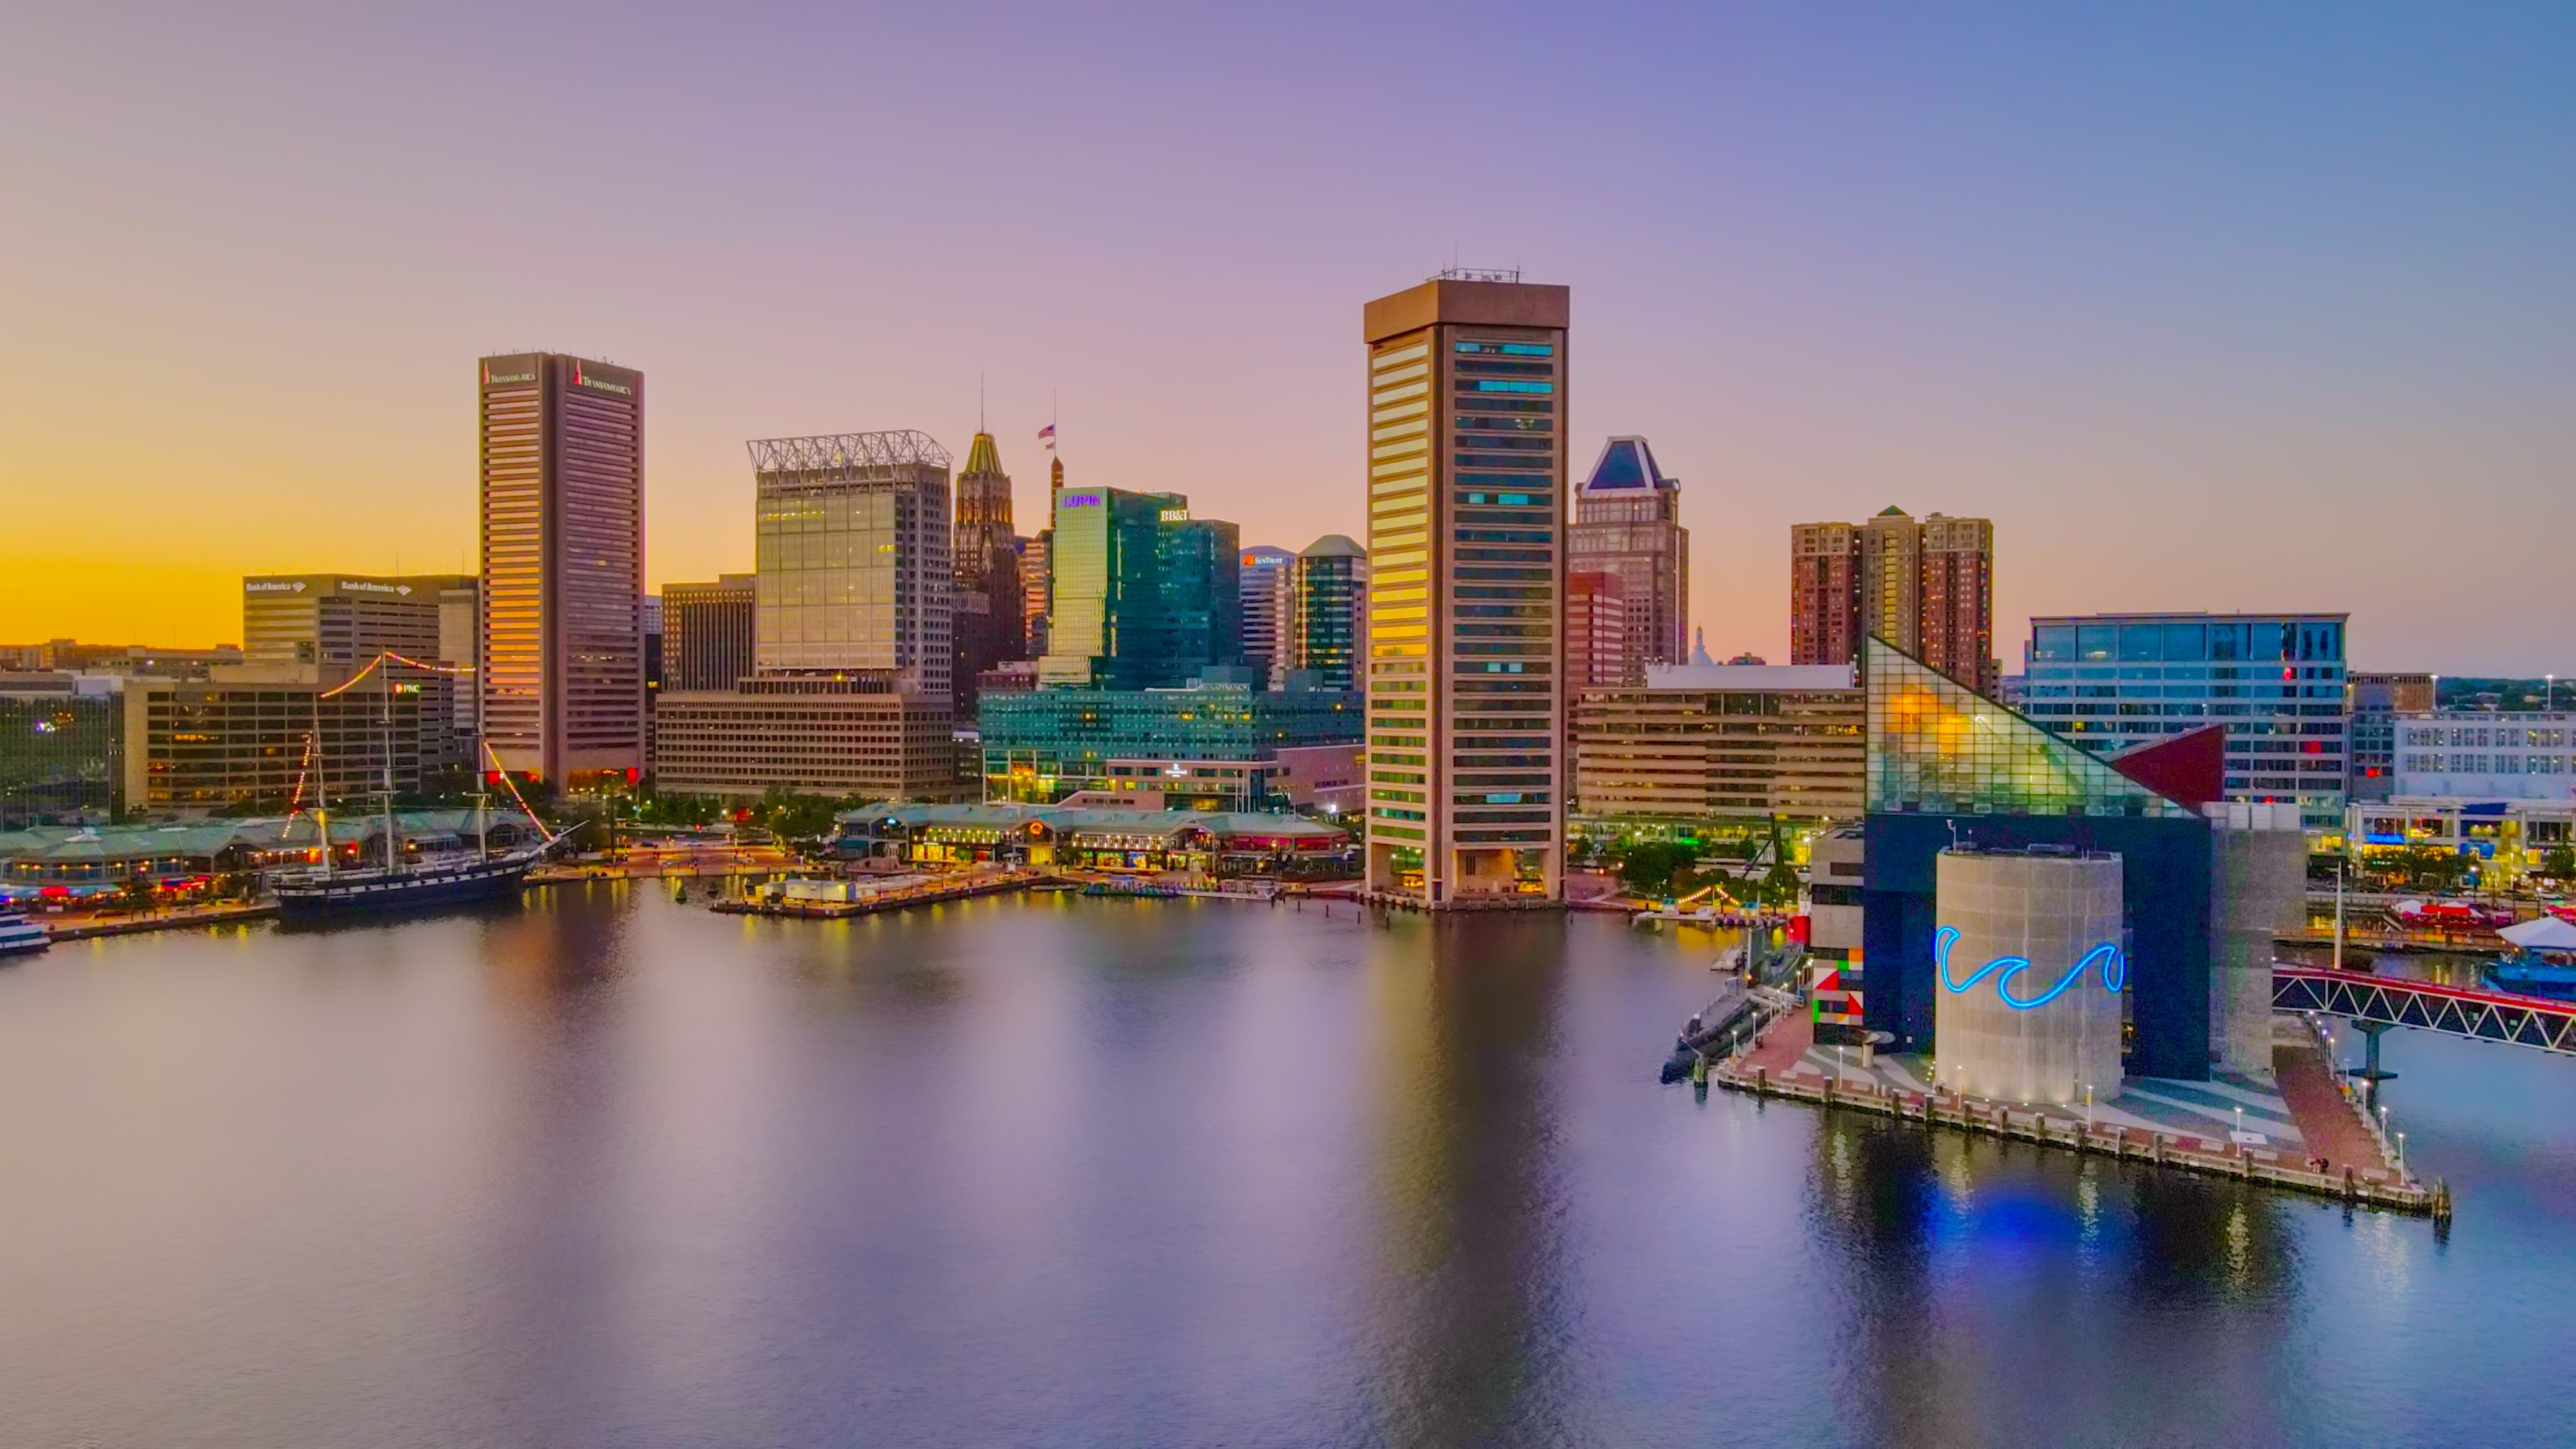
[1920,513,1996,694]
[1790,507,1995,694]
[476,353,646,789]
[1361,271,1568,907]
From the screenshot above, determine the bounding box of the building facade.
[2348,671,2436,801]
[1568,436,1687,675]
[2388,711,2576,799]
[645,676,958,802]
[1019,532,1051,659]
[477,352,646,789]
[1239,545,1296,689]
[1570,663,1864,823]
[1790,507,1996,693]
[750,430,953,706]
[241,572,477,772]
[661,575,756,692]
[979,683,1360,804]
[1565,570,1628,693]
[1362,273,1569,906]
[122,673,431,813]
[2023,612,2350,828]
[1289,534,1368,692]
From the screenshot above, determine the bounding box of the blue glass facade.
[2022,612,2349,829]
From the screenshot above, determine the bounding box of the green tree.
[2545,846,2575,882]
[1616,841,1702,899]
[119,874,156,913]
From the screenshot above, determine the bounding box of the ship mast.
[380,654,401,875]
[312,689,331,878]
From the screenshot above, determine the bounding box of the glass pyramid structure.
[1864,637,2196,818]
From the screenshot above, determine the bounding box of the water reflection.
[1363,915,1570,1444]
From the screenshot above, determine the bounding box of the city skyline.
[6,8,2573,670]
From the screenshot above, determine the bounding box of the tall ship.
[271,812,551,922]
[269,653,564,924]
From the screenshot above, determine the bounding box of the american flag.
[1037,423,1056,450]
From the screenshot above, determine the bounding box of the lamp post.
[2084,1082,2094,1132]
[2397,1131,2406,1170]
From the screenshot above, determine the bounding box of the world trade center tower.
[1361,272,1568,907]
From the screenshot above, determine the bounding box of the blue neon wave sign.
[1935,926,2125,1010]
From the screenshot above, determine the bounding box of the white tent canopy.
[2499,916,2576,951]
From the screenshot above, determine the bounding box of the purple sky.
[6,4,2570,668]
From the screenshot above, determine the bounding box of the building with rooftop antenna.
[1570,436,1688,680]
[1361,270,1569,906]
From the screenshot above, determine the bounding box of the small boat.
[0,908,50,958]
[2488,957,2576,1000]
[1710,944,1746,974]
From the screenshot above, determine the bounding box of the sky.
[4,3,2570,670]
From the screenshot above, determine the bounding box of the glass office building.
[980,684,1359,803]
[2021,612,2349,828]
[750,431,955,706]
[1040,489,1240,690]
[1291,535,1368,692]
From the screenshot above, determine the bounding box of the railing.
[2274,965,2576,1055]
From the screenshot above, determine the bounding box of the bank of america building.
[2020,612,2349,829]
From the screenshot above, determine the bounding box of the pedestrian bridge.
[2274,965,2576,1056]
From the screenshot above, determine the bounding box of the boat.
[2486,915,2576,1001]
[269,657,561,925]
[0,908,50,958]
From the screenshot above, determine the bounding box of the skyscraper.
[661,574,756,691]
[1038,487,1239,689]
[951,430,1027,716]
[1569,436,1688,678]
[1789,507,1996,694]
[1361,271,1568,906]
[477,352,645,788]
[241,572,478,773]
[1289,535,1369,693]
[1239,545,1296,688]
[749,431,953,705]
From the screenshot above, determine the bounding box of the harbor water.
[3,889,2572,1446]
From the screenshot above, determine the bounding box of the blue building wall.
[1863,811,2214,1080]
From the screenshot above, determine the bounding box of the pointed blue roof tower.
[1579,436,1673,493]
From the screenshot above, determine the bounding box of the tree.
[1616,841,1702,899]
[2546,846,2576,883]
[119,874,156,913]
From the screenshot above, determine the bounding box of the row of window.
[2403,754,2573,775]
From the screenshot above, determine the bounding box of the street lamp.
[2397,1131,2406,1169]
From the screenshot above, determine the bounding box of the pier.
[1703,1004,2445,1219]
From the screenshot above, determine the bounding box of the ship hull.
[275,859,536,923]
